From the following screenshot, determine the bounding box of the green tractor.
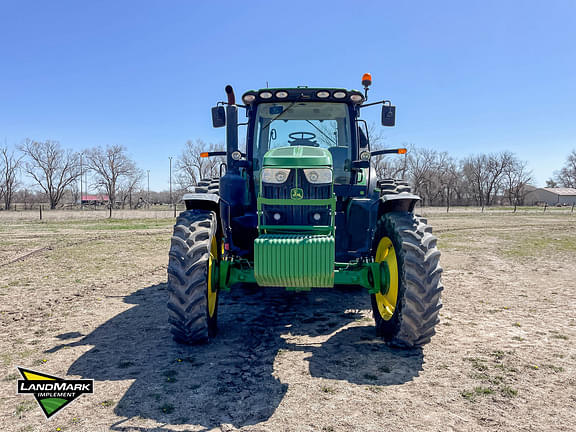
[167,74,442,347]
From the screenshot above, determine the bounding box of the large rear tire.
[377,178,411,194]
[370,212,443,347]
[195,178,220,195]
[167,210,220,344]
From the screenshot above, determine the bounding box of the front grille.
[261,169,331,226]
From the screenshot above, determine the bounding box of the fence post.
[39,205,42,220]
[571,203,575,214]
[543,203,547,213]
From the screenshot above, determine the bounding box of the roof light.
[333,91,346,99]
[316,91,330,98]
[350,94,363,103]
[275,91,288,98]
[398,148,407,154]
[259,91,273,99]
[200,152,209,158]
[242,94,256,104]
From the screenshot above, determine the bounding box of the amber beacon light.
[362,73,372,87]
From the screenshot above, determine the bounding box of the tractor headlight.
[303,168,332,184]
[262,168,290,184]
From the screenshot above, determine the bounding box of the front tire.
[167,210,220,344]
[370,212,443,347]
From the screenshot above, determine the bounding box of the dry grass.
[0,210,574,431]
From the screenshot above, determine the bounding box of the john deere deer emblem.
[290,188,303,200]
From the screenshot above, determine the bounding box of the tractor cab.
[244,88,364,193]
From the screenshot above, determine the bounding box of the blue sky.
[1,0,575,190]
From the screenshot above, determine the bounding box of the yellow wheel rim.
[207,235,218,318]
[374,237,399,321]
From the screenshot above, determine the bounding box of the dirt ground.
[0,208,575,432]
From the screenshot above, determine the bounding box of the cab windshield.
[253,102,352,183]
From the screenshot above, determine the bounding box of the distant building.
[524,188,576,206]
[81,194,109,205]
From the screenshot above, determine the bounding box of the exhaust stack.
[224,85,239,174]
[225,85,236,105]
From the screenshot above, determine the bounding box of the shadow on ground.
[47,284,424,431]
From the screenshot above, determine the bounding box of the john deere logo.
[16,367,94,419]
[290,187,303,200]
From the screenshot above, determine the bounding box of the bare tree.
[176,139,224,191]
[117,168,144,209]
[405,147,440,206]
[0,146,22,210]
[69,180,81,206]
[19,139,81,209]
[13,188,45,209]
[462,154,489,208]
[436,154,460,211]
[85,145,139,216]
[555,150,576,188]
[503,157,533,210]
[484,152,514,205]
[545,179,558,188]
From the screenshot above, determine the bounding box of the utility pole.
[169,156,175,217]
[79,153,83,210]
[147,170,150,208]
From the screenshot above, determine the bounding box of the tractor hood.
[262,146,332,168]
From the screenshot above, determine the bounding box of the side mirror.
[381,105,396,127]
[351,160,370,170]
[211,106,226,128]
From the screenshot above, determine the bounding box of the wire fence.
[1,203,573,223]
[0,205,186,222]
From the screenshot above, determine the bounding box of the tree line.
[372,146,536,209]
[0,140,142,211]
[377,146,575,208]
[1,137,575,211]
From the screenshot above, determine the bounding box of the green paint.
[258,197,336,206]
[40,398,68,415]
[217,257,388,293]
[254,234,335,288]
[262,146,332,168]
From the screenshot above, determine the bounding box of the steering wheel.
[288,131,318,147]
